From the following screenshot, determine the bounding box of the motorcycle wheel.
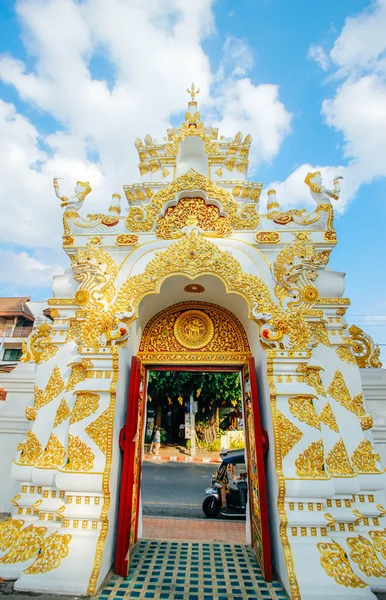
[202,496,221,518]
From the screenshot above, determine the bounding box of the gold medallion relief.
[174,310,214,349]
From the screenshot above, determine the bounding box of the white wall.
[0,362,34,512]
[361,368,386,465]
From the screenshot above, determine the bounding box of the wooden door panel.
[242,358,272,581]
[114,356,143,577]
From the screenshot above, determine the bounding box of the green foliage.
[196,437,222,452]
[229,435,245,450]
[147,371,241,417]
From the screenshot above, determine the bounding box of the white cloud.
[221,36,254,76]
[0,248,64,288]
[330,0,386,74]
[212,78,292,168]
[308,45,329,71]
[0,0,293,294]
[273,0,386,213]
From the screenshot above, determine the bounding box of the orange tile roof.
[0,297,34,321]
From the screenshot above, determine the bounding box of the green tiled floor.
[99,540,288,600]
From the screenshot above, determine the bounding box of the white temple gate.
[0,88,385,599]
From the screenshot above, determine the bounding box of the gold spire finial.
[187,83,200,102]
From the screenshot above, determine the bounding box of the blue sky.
[0,0,385,361]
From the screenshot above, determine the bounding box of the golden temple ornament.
[187,82,200,102]
[173,310,214,349]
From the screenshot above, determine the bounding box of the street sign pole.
[190,394,196,458]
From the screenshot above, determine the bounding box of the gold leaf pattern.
[156,197,231,239]
[369,530,386,560]
[336,345,357,365]
[319,402,339,432]
[54,398,71,427]
[125,169,259,233]
[360,415,373,431]
[66,359,93,392]
[0,518,24,552]
[18,431,43,465]
[0,525,47,564]
[138,302,250,363]
[36,434,66,469]
[325,438,354,476]
[23,532,72,574]
[32,366,65,414]
[276,410,303,458]
[309,322,331,346]
[295,439,328,478]
[288,395,320,429]
[317,541,367,588]
[327,370,366,418]
[20,323,58,364]
[64,434,94,471]
[351,439,381,473]
[85,408,110,454]
[296,364,326,396]
[70,392,100,424]
[347,324,382,368]
[347,535,386,577]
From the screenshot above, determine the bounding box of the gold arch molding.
[138,301,251,364]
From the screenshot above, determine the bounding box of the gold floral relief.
[36,434,66,469]
[20,323,58,364]
[32,366,65,414]
[54,398,71,427]
[360,415,373,431]
[325,438,354,476]
[347,324,383,368]
[255,231,280,244]
[319,402,339,433]
[23,532,72,575]
[25,406,37,421]
[296,364,326,396]
[64,435,95,471]
[66,358,92,392]
[369,530,386,560]
[156,197,232,238]
[18,431,43,465]
[125,169,259,233]
[85,408,110,455]
[288,396,320,429]
[347,535,386,577]
[351,439,382,474]
[138,301,250,363]
[116,234,139,246]
[70,392,100,424]
[295,439,328,478]
[0,518,25,552]
[327,370,366,418]
[276,410,303,459]
[0,525,47,565]
[309,322,331,347]
[317,541,367,588]
[336,345,357,365]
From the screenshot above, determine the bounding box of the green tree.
[147,370,241,418]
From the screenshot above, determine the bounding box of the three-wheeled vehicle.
[202,449,247,518]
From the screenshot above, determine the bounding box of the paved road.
[141,461,216,518]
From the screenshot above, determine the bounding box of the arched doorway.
[115,301,271,582]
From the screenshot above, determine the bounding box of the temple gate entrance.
[115,302,272,581]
